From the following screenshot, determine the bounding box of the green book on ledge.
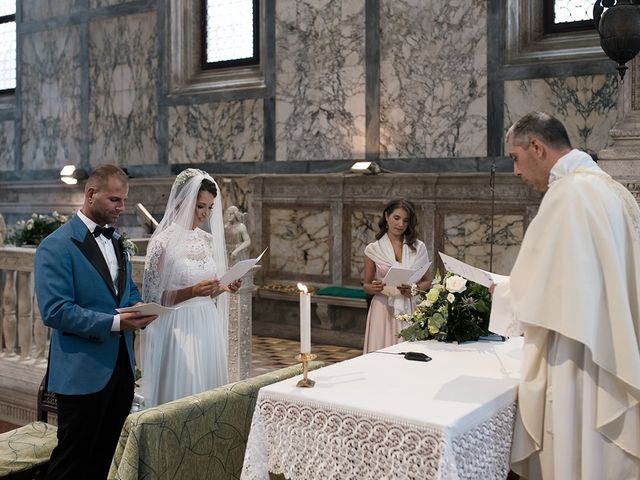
[315,285,368,299]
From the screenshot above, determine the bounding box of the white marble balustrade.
[0,246,254,427]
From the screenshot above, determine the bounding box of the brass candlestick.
[295,352,317,387]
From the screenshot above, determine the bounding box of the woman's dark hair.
[199,178,218,198]
[376,198,418,251]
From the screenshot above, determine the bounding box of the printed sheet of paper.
[219,248,267,285]
[383,262,432,287]
[116,303,178,316]
[438,252,508,288]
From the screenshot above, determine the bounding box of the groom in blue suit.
[35,165,157,480]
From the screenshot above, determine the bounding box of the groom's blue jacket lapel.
[69,216,127,302]
[72,225,118,300]
[113,235,126,302]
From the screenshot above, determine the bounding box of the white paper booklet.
[219,248,267,285]
[438,252,509,288]
[116,303,178,316]
[382,262,431,287]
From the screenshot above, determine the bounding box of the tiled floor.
[251,335,362,376]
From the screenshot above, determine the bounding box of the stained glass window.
[0,0,16,93]
[202,0,259,69]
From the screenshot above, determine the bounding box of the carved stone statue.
[224,206,251,265]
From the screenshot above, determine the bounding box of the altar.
[241,337,523,480]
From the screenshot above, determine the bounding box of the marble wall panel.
[22,26,82,169]
[169,100,264,164]
[348,209,381,282]
[89,13,158,167]
[275,0,365,161]
[0,121,15,171]
[380,0,487,158]
[23,0,83,22]
[442,213,524,276]
[267,207,330,279]
[90,0,129,8]
[504,74,618,154]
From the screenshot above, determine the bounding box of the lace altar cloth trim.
[241,398,517,480]
[447,403,516,479]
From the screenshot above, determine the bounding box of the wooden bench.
[253,287,368,347]
[0,379,58,480]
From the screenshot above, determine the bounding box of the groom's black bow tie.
[93,225,115,239]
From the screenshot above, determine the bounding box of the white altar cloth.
[242,337,523,480]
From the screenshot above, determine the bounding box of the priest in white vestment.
[490,112,640,480]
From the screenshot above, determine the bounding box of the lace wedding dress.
[142,224,228,407]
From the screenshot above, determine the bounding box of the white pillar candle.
[297,283,311,353]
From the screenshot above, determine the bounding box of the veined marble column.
[599,57,640,201]
[227,268,255,382]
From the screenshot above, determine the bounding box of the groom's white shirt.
[77,209,121,331]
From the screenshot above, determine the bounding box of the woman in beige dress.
[362,199,431,353]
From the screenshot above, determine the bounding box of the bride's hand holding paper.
[219,247,267,285]
[225,279,242,293]
[191,278,224,298]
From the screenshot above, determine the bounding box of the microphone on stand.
[488,159,506,342]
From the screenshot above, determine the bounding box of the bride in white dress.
[141,168,240,407]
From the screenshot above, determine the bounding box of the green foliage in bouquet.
[7,212,70,247]
[397,271,492,343]
[118,232,139,258]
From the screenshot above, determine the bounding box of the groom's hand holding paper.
[116,303,168,330]
[117,302,178,316]
[220,248,267,285]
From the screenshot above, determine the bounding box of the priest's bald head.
[506,112,573,192]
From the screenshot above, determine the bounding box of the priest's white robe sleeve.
[489,276,523,337]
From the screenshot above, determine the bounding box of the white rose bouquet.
[397,271,491,343]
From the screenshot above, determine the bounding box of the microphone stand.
[488,159,505,342]
[489,159,496,272]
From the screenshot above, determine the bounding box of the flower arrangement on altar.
[397,271,492,343]
[7,212,70,247]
